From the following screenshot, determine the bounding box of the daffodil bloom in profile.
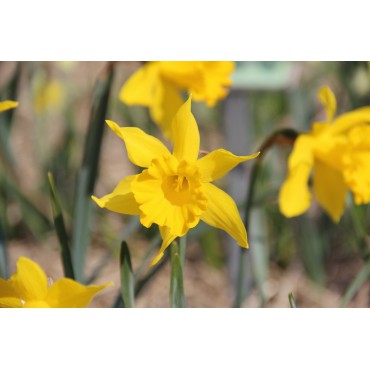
[0,100,18,112]
[93,96,259,265]
[120,61,235,138]
[0,257,113,308]
[279,86,370,222]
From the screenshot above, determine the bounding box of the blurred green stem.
[340,204,370,306]
[0,220,8,278]
[170,241,185,308]
[234,128,298,308]
[288,292,297,308]
[179,235,186,269]
[47,172,75,279]
[341,258,370,307]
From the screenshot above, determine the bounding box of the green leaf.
[47,172,75,279]
[120,241,134,308]
[288,292,297,308]
[170,242,186,308]
[134,251,168,298]
[71,63,115,282]
[0,172,53,236]
[340,259,370,307]
[291,215,326,285]
[234,128,299,308]
[0,221,8,278]
[0,62,21,170]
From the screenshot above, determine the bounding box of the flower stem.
[234,128,298,308]
[179,235,187,269]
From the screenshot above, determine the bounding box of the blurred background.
[1,61,370,307]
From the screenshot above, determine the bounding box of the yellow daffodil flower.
[33,78,65,114]
[0,257,113,308]
[279,86,370,222]
[120,61,235,138]
[93,96,259,265]
[0,100,18,112]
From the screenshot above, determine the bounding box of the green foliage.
[170,242,185,308]
[119,241,135,308]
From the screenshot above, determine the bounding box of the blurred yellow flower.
[279,86,370,222]
[93,96,258,265]
[120,61,235,138]
[33,75,65,114]
[0,257,112,308]
[0,100,18,112]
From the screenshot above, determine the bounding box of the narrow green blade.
[71,63,115,282]
[0,221,8,278]
[0,62,21,170]
[170,242,185,308]
[47,172,75,279]
[120,241,135,308]
[134,252,168,297]
[340,260,370,307]
[0,172,53,236]
[288,292,297,308]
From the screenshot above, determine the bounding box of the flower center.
[132,155,208,235]
[162,175,192,205]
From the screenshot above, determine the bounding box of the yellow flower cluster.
[279,86,370,222]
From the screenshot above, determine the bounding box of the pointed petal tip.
[0,100,19,112]
[184,94,192,107]
[105,119,119,130]
[240,240,249,249]
[91,195,104,208]
[100,281,114,288]
[150,253,164,266]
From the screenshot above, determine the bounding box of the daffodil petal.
[119,62,160,107]
[191,61,236,107]
[92,175,140,215]
[313,159,347,222]
[318,86,336,122]
[172,96,200,163]
[279,163,312,217]
[197,149,260,182]
[329,107,370,135]
[0,100,18,112]
[343,126,370,204]
[46,279,113,308]
[279,134,315,217]
[149,77,183,139]
[23,300,51,308]
[150,226,177,266]
[159,61,204,88]
[9,257,48,302]
[105,120,171,168]
[0,278,22,308]
[287,134,315,170]
[200,183,247,248]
